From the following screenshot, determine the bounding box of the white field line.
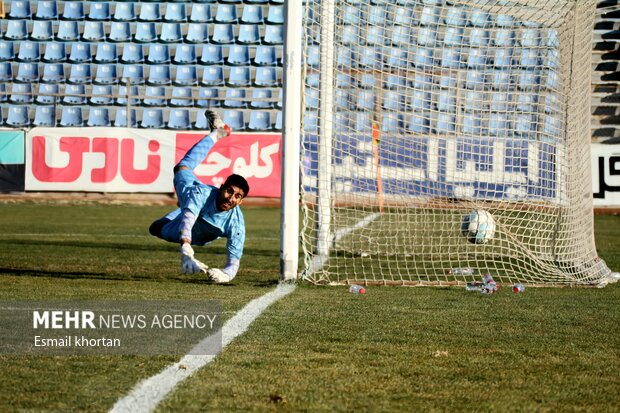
[308,212,381,276]
[109,283,296,413]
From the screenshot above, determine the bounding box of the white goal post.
[281,0,615,286]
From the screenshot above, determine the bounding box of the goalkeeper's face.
[216,184,246,212]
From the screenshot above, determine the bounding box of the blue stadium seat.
[35,0,57,20]
[68,43,91,64]
[199,45,224,65]
[223,110,246,130]
[380,113,404,134]
[247,111,271,131]
[543,114,561,138]
[437,89,456,113]
[169,86,193,107]
[89,84,113,105]
[200,66,225,86]
[193,109,209,129]
[254,66,278,87]
[303,110,318,133]
[56,21,80,42]
[93,63,118,85]
[185,23,208,44]
[253,45,277,66]
[491,70,512,90]
[196,87,220,108]
[435,112,456,133]
[367,4,387,26]
[140,108,164,128]
[514,114,535,137]
[68,63,92,84]
[341,25,359,46]
[382,91,405,111]
[189,4,212,23]
[173,44,197,65]
[520,28,541,47]
[493,48,513,68]
[339,5,358,25]
[120,44,144,64]
[519,48,541,68]
[5,105,30,127]
[391,26,411,47]
[8,0,31,19]
[88,2,110,21]
[445,7,466,26]
[274,110,282,131]
[211,24,235,44]
[414,47,434,69]
[306,45,320,68]
[36,83,59,104]
[469,9,490,27]
[82,21,105,42]
[305,88,319,110]
[31,20,54,41]
[244,0,269,4]
[33,105,55,126]
[462,112,483,135]
[223,88,246,108]
[225,45,249,65]
[160,23,183,43]
[407,112,431,133]
[409,90,432,111]
[385,48,408,69]
[237,24,261,45]
[488,112,510,136]
[174,65,198,86]
[148,65,171,85]
[241,5,263,24]
[517,69,541,90]
[249,88,273,109]
[420,6,440,26]
[0,62,13,82]
[469,28,490,47]
[94,43,118,64]
[113,2,136,22]
[109,22,132,42]
[466,48,487,68]
[493,29,515,47]
[417,26,436,46]
[147,44,170,64]
[465,69,486,90]
[121,64,145,85]
[215,4,237,23]
[516,92,538,111]
[356,46,379,70]
[143,86,166,106]
[63,84,86,105]
[464,90,487,111]
[61,2,85,20]
[305,72,319,88]
[167,109,191,129]
[0,42,16,62]
[15,62,39,83]
[336,73,353,88]
[415,72,434,89]
[0,84,6,103]
[355,90,374,111]
[227,66,251,87]
[134,22,157,43]
[17,42,41,62]
[59,106,83,127]
[164,2,187,23]
[113,108,137,127]
[10,83,33,104]
[364,26,384,47]
[87,107,111,127]
[41,62,65,83]
[138,3,161,22]
[490,91,513,111]
[5,20,29,41]
[444,27,464,46]
[393,5,414,25]
[42,43,66,63]
[440,48,461,69]
[495,14,516,27]
[354,112,371,133]
[335,89,351,110]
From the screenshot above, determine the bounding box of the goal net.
[299,0,613,286]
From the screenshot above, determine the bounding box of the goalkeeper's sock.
[176,130,218,171]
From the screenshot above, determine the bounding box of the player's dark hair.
[224,174,250,198]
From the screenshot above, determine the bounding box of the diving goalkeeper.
[149,110,249,283]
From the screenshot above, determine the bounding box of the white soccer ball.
[461,209,496,244]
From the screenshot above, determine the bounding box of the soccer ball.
[461,210,496,244]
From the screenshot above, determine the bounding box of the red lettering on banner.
[32,136,90,183]
[91,138,119,183]
[120,139,161,184]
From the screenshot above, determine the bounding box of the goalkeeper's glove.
[180,243,209,275]
[205,110,231,139]
[207,268,232,283]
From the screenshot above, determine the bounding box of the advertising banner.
[592,143,620,208]
[0,130,25,192]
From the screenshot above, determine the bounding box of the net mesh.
[299,0,611,286]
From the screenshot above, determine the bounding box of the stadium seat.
[237,24,261,45]
[223,110,246,130]
[240,5,263,24]
[68,43,91,64]
[437,89,456,112]
[41,62,65,83]
[335,89,351,110]
[169,86,193,107]
[148,65,172,85]
[305,72,319,88]
[189,3,212,23]
[354,90,374,111]
[249,88,273,109]
[393,5,414,25]
[417,26,436,46]
[409,90,432,111]
[254,66,278,87]
[367,5,387,26]
[82,21,105,42]
[467,48,488,68]
[490,91,513,111]
[435,112,456,133]
[223,88,247,108]
[336,73,353,88]
[139,3,161,22]
[8,0,32,19]
[17,42,41,62]
[88,2,110,20]
[407,112,431,133]
[253,45,277,66]
[414,47,434,69]
[108,22,132,42]
[247,111,271,131]
[517,69,541,90]
[493,29,515,47]
[194,109,210,129]
[167,109,191,129]
[199,45,224,65]
[245,0,269,4]
[305,88,319,110]
[420,6,440,25]
[15,62,39,83]
[445,7,467,26]
[415,72,434,89]
[391,26,412,47]
[120,64,145,85]
[113,108,137,127]
[440,48,461,69]
[303,110,318,133]
[519,48,541,68]
[200,66,225,86]
[488,112,510,136]
[274,110,282,131]
[520,28,541,47]
[147,44,171,65]
[495,14,516,27]
[380,113,404,134]
[365,26,385,47]
[89,84,114,105]
[354,112,371,133]
[113,2,136,22]
[173,45,197,65]
[160,23,183,43]
[120,44,144,64]
[385,48,408,69]
[94,43,118,64]
[61,2,85,20]
[382,91,405,111]
[462,112,483,135]
[340,25,359,47]
[68,63,92,84]
[306,45,320,68]
[516,92,538,111]
[0,42,16,62]
[5,105,30,127]
[59,106,83,127]
[211,24,235,44]
[493,48,513,68]
[63,84,87,105]
[339,5,359,25]
[143,86,167,106]
[0,62,13,82]
[171,65,196,86]
[33,105,55,126]
[227,45,250,66]
[444,27,464,46]
[469,9,490,27]
[5,20,29,41]
[465,69,486,90]
[263,24,284,45]
[93,63,118,85]
[36,83,59,104]
[215,4,237,23]
[469,28,490,47]
[87,108,111,127]
[30,20,54,41]
[196,87,220,108]
[9,83,33,104]
[514,114,535,137]
[227,66,251,87]
[42,43,66,63]
[491,70,512,90]
[56,21,80,42]
[134,22,157,43]
[185,23,209,44]
[140,108,165,128]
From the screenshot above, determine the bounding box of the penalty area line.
[109,283,296,413]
